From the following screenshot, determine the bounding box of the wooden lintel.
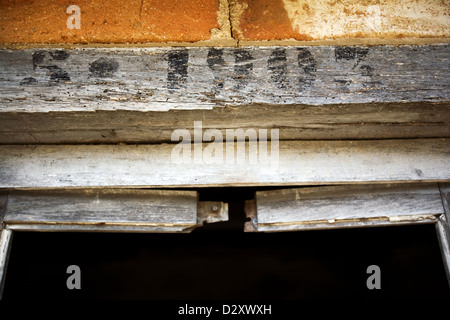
[0,139,448,189]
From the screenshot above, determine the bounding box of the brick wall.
[0,0,449,46]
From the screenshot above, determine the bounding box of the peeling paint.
[281,0,450,40]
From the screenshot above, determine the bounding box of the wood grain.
[0,139,448,188]
[1,46,448,112]
[3,189,228,233]
[438,183,450,285]
[0,228,12,300]
[250,183,444,232]
[0,193,7,299]
[439,183,450,222]
[1,102,449,144]
[0,45,448,143]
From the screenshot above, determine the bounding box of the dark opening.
[2,187,449,300]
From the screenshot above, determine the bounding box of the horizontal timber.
[2,189,228,233]
[0,102,449,144]
[247,183,445,232]
[0,45,449,143]
[0,139,449,188]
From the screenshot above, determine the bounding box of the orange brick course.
[0,0,222,44]
[230,0,311,41]
[0,0,448,45]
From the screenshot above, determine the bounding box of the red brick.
[231,0,311,41]
[0,0,224,44]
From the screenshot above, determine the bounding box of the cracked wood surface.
[0,139,449,189]
[1,46,448,112]
[0,45,449,143]
[2,189,228,233]
[248,183,445,232]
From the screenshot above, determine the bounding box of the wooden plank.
[0,45,448,144]
[1,102,449,144]
[247,184,444,232]
[1,46,448,112]
[3,189,228,233]
[438,183,450,285]
[0,139,449,188]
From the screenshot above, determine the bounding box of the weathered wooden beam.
[2,189,228,233]
[437,183,450,286]
[246,183,444,232]
[0,193,11,300]
[1,102,449,144]
[0,45,448,144]
[0,139,449,188]
[2,46,448,112]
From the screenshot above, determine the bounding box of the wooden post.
[438,183,450,286]
[0,193,12,300]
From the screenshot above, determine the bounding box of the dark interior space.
[2,187,449,300]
